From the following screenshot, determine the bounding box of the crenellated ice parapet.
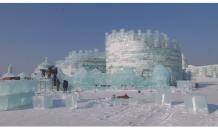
[105,29,181,51]
[56,49,106,77]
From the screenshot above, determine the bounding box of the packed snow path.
[0,83,218,126]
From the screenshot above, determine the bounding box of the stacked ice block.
[155,91,171,106]
[32,94,53,109]
[176,81,192,92]
[0,80,38,111]
[183,93,208,114]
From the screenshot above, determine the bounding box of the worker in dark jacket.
[63,80,68,93]
[40,69,46,77]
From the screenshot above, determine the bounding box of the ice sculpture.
[0,80,38,111]
[152,65,171,86]
[155,91,171,106]
[32,94,53,109]
[183,93,208,114]
[176,81,192,92]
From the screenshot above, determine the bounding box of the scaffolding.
[39,78,54,92]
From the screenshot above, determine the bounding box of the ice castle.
[2,29,217,91]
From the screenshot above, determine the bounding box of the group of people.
[56,79,69,93]
[40,67,68,92]
[40,67,58,78]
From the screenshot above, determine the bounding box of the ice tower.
[105,29,183,85]
[2,64,15,78]
[8,64,12,74]
[31,57,54,80]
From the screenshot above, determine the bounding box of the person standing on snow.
[63,80,68,93]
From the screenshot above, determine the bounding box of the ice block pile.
[0,80,38,111]
[183,93,208,114]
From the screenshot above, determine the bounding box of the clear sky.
[0,3,218,76]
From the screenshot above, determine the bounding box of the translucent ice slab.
[64,93,77,109]
[0,92,36,111]
[183,93,208,114]
[155,91,171,106]
[32,94,53,109]
[0,80,39,96]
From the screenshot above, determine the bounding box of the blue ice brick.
[20,80,32,93]
[155,91,171,106]
[114,99,123,106]
[183,93,208,114]
[0,94,21,111]
[32,94,53,109]
[30,81,39,92]
[0,81,12,95]
[20,92,35,106]
[10,81,21,94]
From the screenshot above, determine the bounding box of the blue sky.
[0,3,218,75]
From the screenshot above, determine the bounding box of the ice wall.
[0,80,38,111]
[55,65,173,91]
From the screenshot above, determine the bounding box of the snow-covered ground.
[0,83,218,126]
